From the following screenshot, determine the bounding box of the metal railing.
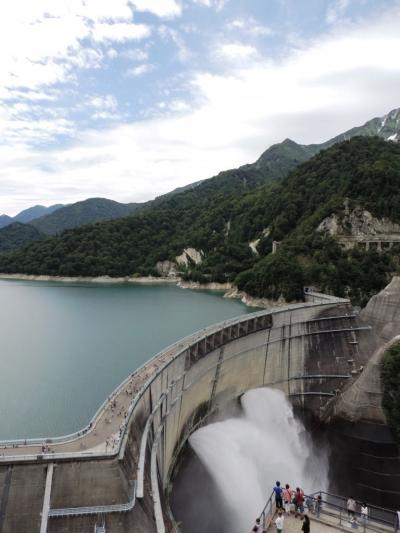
[308,491,398,531]
[252,490,399,532]
[251,491,276,532]
[48,482,136,518]
[0,308,272,451]
[0,297,353,465]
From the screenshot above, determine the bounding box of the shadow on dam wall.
[327,418,400,509]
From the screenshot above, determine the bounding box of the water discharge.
[189,388,328,533]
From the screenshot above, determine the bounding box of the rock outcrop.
[175,248,203,266]
[155,260,178,277]
[318,206,400,240]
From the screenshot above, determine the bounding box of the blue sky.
[1,0,400,215]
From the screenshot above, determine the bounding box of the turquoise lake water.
[0,280,255,439]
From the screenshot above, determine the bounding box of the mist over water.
[189,388,329,533]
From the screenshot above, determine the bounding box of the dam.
[0,285,399,532]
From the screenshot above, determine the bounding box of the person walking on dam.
[273,481,283,509]
[275,510,284,533]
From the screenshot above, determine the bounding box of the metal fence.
[307,491,398,532]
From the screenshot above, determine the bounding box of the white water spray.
[189,388,329,533]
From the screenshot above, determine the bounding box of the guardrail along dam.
[0,282,399,533]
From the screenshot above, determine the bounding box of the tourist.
[283,484,292,515]
[273,481,283,509]
[294,487,305,517]
[275,510,284,533]
[360,503,368,525]
[315,495,322,518]
[253,517,261,530]
[347,496,356,519]
[301,515,310,533]
[305,495,314,514]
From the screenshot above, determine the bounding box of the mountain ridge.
[1,135,399,307]
[30,197,142,235]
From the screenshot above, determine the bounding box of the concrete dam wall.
[126,297,375,533]
[0,291,395,533]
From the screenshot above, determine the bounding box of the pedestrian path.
[266,511,395,533]
[266,514,340,532]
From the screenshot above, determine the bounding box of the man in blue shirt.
[273,481,283,509]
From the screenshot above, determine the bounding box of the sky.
[1,0,400,215]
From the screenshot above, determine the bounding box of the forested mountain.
[1,136,399,305]
[0,215,13,229]
[31,197,142,235]
[0,223,45,253]
[1,107,399,249]
[14,204,64,224]
[251,107,400,173]
[0,204,63,229]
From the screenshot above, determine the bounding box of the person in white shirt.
[347,497,356,519]
[275,511,284,533]
[361,503,368,525]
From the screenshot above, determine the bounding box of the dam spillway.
[0,289,398,532]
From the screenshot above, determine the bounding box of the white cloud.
[126,64,155,77]
[0,0,150,99]
[89,95,118,111]
[326,0,350,24]
[227,17,273,36]
[122,48,150,61]
[91,22,151,43]
[191,0,228,11]
[106,48,119,60]
[158,26,190,62]
[2,4,400,214]
[215,43,259,61]
[131,0,182,19]
[67,47,104,69]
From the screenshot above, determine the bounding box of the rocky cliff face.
[318,206,400,241]
[175,248,203,266]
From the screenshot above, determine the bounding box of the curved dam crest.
[0,285,399,532]
[0,279,252,439]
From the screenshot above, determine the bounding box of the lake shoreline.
[0,273,286,309]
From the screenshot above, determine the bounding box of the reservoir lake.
[0,279,255,440]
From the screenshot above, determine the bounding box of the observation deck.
[258,491,399,533]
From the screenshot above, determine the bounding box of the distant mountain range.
[0,107,399,302]
[0,204,63,229]
[30,197,142,235]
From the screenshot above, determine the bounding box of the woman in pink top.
[283,484,292,515]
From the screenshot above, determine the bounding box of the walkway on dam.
[0,326,214,460]
[0,293,351,461]
[266,515,340,532]
[266,513,395,533]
